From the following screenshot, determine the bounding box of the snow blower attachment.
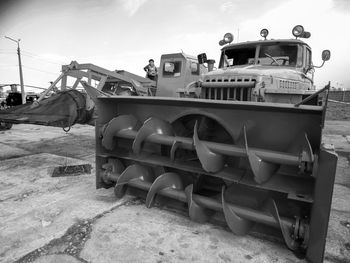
[93,96,337,263]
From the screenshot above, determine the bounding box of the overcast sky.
[0,0,349,92]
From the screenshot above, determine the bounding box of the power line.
[0,84,46,90]
[24,84,46,90]
[21,51,65,64]
[22,65,58,75]
[20,52,63,65]
[2,46,66,78]
[21,49,41,57]
[21,49,67,64]
[2,48,67,65]
[1,51,64,67]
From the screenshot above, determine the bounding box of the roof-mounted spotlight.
[219,33,234,46]
[292,25,311,39]
[292,25,304,37]
[223,33,233,44]
[260,28,269,40]
[302,31,311,38]
[219,39,225,46]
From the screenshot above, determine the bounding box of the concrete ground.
[0,121,349,263]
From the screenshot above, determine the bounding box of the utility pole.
[5,36,25,104]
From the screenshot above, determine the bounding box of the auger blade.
[102,158,125,174]
[132,117,175,155]
[301,133,314,163]
[244,126,279,184]
[170,140,180,161]
[185,184,214,223]
[264,199,299,251]
[247,152,279,184]
[288,133,314,163]
[193,121,225,173]
[101,158,125,184]
[114,164,153,198]
[221,186,254,235]
[102,115,140,150]
[145,172,183,208]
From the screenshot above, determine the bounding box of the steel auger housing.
[93,95,337,263]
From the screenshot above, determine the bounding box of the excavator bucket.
[89,88,337,263]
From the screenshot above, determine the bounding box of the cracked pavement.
[0,120,349,263]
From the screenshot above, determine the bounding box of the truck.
[180,25,330,105]
[0,25,337,263]
[80,25,336,263]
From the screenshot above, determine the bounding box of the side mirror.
[313,49,331,69]
[197,53,207,64]
[322,50,331,61]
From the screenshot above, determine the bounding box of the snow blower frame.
[93,95,337,263]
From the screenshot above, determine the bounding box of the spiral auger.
[145,172,184,207]
[221,186,255,235]
[100,114,315,184]
[185,184,214,223]
[101,115,140,150]
[132,117,175,155]
[96,113,317,255]
[193,121,225,173]
[100,156,309,253]
[114,164,154,198]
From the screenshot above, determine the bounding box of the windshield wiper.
[264,53,280,66]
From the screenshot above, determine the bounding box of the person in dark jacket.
[144,59,158,81]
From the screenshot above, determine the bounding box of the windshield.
[219,43,302,68]
[220,47,256,68]
[258,44,300,66]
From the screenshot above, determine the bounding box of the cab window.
[190,62,200,75]
[258,44,300,67]
[219,47,256,68]
[163,61,182,77]
[305,48,312,68]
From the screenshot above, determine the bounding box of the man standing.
[144,59,158,81]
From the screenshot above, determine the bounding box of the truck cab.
[196,26,330,104]
[156,53,207,97]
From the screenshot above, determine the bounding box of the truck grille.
[278,79,298,89]
[201,76,256,101]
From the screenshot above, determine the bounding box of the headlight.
[292,25,304,38]
[219,33,234,46]
[218,39,225,46]
[223,33,233,44]
[260,28,269,39]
